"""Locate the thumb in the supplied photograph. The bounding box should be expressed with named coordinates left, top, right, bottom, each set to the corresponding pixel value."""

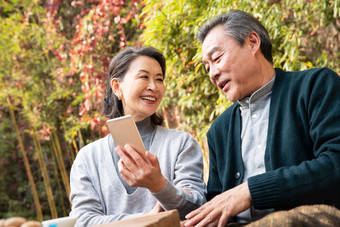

left=146, top=151, right=159, bottom=167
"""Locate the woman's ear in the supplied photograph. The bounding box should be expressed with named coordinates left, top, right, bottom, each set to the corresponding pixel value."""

left=247, top=32, right=261, bottom=55
left=111, top=78, right=121, bottom=100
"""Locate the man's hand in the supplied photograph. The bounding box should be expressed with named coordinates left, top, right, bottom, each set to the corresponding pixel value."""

left=116, top=144, right=167, bottom=193
left=184, top=182, right=251, bottom=227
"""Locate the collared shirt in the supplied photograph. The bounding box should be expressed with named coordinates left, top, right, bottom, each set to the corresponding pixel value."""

left=236, top=76, right=275, bottom=222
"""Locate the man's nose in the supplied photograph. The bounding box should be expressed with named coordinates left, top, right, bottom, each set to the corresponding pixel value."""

left=209, top=65, right=221, bottom=83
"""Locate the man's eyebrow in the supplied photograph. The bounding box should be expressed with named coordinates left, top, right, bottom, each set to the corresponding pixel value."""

left=202, top=47, right=220, bottom=65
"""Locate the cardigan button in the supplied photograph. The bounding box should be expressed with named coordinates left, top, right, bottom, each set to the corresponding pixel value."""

left=235, top=172, right=241, bottom=179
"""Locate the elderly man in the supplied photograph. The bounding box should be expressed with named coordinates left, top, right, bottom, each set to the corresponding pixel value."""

left=185, top=10, right=340, bottom=226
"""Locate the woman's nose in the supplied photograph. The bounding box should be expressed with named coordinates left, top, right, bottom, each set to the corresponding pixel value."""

left=147, top=79, right=157, bottom=91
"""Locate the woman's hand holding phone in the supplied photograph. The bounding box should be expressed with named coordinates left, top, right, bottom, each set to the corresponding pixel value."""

left=115, top=144, right=167, bottom=193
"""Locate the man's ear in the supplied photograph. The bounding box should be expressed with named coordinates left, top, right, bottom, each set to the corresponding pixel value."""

left=247, top=32, right=261, bottom=55
left=111, top=78, right=121, bottom=99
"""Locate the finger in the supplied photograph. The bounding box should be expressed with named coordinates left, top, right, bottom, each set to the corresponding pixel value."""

left=119, top=167, right=135, bottom=186
left=115, top=146, right=133, bottom=162
left=118, top=160, right=134, bottom=182
left=115, top=146, right=139, bottom=172
left=195, top=211, right=220, bottom=227
left=119, top=165, right=139, bottom=186
left=185, top=204, right=205, bottom=219
left=181, top=220, right=189, bottom=227
left=217, top=211, right=229, bottom=227
left=182, top=187, right=193, bottom=194
left=154, top=202, right=163, bottom=212
left=185, top=205, right=213, bottom=226
left=197, top=203, right=229, bottom=227
left=207, top=220, right=219, bottom=227
left=118, top=146, right=149, bottom=186
left=157, top=204, right=164, bottom=212
left=118, top=159, right=128, bottom=173
left=146, top=151, right=159, bottom=167
left=124, top=144, right=148, bottom=167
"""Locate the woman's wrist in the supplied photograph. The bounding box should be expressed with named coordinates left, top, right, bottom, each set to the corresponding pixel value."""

left=148, top=176, right=167, bottom=193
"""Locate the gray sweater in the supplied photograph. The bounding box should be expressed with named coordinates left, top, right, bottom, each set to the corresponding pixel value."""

left=69, top=123, right=206, bottom=226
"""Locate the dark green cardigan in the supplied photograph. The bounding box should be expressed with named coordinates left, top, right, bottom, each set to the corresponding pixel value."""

left=206, top=68, right=340, bottom=211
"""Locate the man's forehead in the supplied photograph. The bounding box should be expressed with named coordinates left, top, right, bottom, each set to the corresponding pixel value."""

left=202, top=28, right=226, bottom=56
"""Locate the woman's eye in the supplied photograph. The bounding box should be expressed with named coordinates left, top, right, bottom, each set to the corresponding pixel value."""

left=140, top=75, right=148, bottom=79
left=156, top=78, right=164, bottom=82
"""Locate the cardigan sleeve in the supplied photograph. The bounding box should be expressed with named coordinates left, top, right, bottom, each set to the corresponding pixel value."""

left=69, top=151, right=144, bottom=226
left=151, top=133, right=207, bottom=220
left=248, top=68, right=340, bottom=210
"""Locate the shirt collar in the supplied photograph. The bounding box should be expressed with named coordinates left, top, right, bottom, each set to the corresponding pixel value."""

left=238, top=75, right=276, bottom=108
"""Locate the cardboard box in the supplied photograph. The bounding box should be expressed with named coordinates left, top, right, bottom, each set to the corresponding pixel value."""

left=91, top=210, right=180, bottom=227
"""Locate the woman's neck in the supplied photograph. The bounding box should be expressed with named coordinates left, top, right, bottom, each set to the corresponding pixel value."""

left=135, top=117, right=155, bottom=151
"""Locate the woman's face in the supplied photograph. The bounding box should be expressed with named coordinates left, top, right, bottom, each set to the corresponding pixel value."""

left=113, top=56, right=165, bottom=122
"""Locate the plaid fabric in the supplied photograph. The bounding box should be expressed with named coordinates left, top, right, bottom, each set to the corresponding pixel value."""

left=241, top=204, right=340, bottom=227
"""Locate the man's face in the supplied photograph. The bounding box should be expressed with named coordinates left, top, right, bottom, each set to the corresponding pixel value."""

left=202, top=25, right=258, bottom=102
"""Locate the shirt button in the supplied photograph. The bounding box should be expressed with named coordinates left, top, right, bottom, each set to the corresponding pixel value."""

left=235, top=172, right=241, bottom=179
left=252, top=114, right=258, bottom=119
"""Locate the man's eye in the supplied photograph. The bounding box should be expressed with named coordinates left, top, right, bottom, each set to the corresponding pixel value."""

left=204, top=63, right=210, bottom=72
left=212, top=55, right=221, bottom=62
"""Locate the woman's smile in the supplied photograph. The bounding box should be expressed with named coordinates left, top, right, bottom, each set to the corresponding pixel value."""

left=114, top=56, right=165, bottom=122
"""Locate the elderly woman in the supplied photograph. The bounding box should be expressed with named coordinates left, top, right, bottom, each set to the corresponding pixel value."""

left=69, top=46, right=206, bottom=226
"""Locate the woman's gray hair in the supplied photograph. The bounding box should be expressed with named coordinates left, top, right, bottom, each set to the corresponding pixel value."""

left=103, top=46, right=166, bottom=125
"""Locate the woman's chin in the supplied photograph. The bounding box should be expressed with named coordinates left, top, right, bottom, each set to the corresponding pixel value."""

left=132, top=113, right=155, bottom=122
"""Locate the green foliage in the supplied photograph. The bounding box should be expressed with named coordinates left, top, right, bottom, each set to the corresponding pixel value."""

left=142, top=0, right=233, bottom=139
left=0, top=0, right=144, bottom=219
left=0, top=0, right=339, bottom=219
left=0, top=1, right=74, bottom=218
left=141, top=0, right=340, bottom=145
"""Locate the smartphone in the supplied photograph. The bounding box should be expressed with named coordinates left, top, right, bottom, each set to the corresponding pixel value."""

left=106, top=115, right=146, bottom=154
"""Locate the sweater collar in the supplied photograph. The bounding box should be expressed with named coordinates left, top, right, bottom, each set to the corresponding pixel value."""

left=135, top=117, right=155, bottom=136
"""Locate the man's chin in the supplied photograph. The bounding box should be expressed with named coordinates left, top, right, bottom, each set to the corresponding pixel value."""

left=225, top=93, right=238, bottom=102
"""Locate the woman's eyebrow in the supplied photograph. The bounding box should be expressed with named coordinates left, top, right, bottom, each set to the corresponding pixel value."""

left=138, top=69, right=163, bottom=77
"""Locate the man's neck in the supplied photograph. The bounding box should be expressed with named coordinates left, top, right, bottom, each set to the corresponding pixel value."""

left=257, top=59, right=275, bottom=88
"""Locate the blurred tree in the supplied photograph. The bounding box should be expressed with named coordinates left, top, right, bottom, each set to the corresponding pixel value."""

left=0, top=0, right=339, bottom=219
left=0, top=0, right=144, bottom=219
left=0, top=0, right=69, bottom=218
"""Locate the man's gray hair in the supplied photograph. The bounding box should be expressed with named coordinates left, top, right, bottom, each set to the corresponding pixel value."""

left=197, top=10, right=273, bottom=64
